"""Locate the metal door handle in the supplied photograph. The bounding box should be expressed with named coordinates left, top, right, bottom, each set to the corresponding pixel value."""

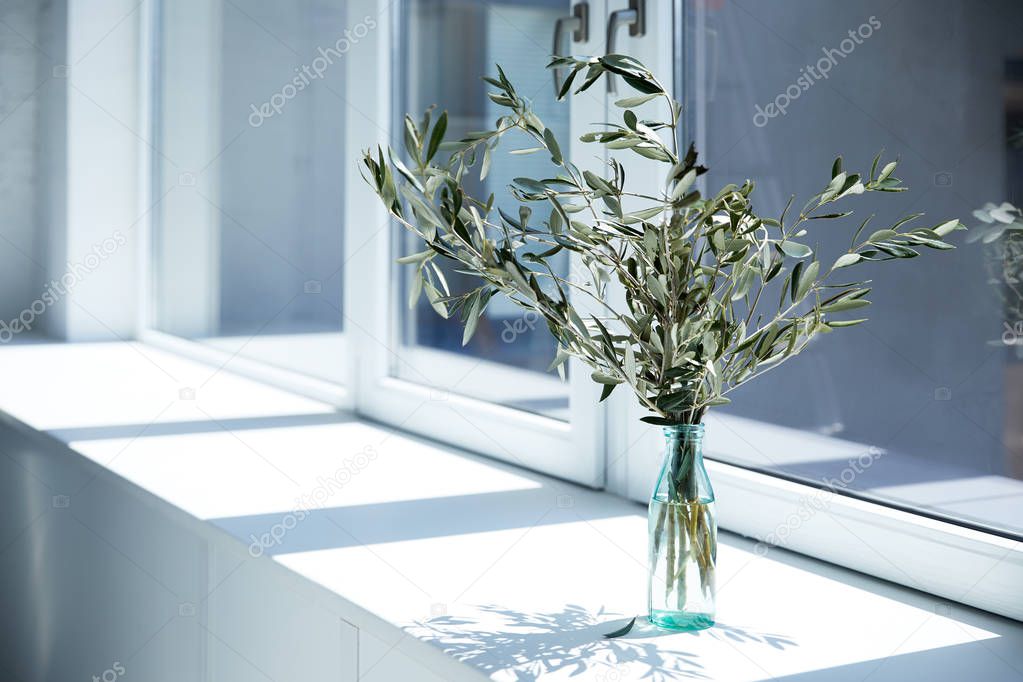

left=552, top=3, right=589, bottom=96
left=606, top=0, right=646, bottom=93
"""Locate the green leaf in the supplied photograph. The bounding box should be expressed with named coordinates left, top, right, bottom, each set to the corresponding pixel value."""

left=731, top=264, right=755, bottom=301
left=630, top=144, right=673, bottom=162
left=543, top=127, right=563, bottom=165
left=519, top=205, right=533, bottom=228
left=646, top=273, right=667, bottom=305
left=557, top=65, right=579, bottom=100
left=614, top=93, right=660, bottom=107
left=640, top=416, right=679, bottom=426
left=583, top=170, right=616, bottom=195
left=403, top=116, right=421, bottom=161
left=622, top=74, right=663, bottom=95
left=426, top=111, right=447, bottom=162
left=822, top=172, right=847, bottom=200
left=821, top=298, right=870, bottom=313
left=513, top=177, right=547, bottom=194
left=603, top=617, right=637, bottom=639
left=396, top=250, right=433, bottom=265
left=574, top=65, right=605, bottom=94
left=808, top=211, right=852, bottom=220
left=591, top=372, right=623, bottom=386
left=407, top=273, right=423, bottom=309
left=870, top=151, right=882, bottom=179
left=794, top=261, right=819, bottom=302
left=826, top=318, right=868, bottom=328
left=624, top=344, right=636, bottom=380
left=790, top=262, right=803, bottom=303
left=601, top=54, right=648, bottom=73
left=779, top=241, right=813, bottom=259
left=832, top=253, right=860, bottom=269
left=480, top=146, right=493, bottom=181
left=548, top=347, right=570, bottom=380
left=624, top=205, right=665, bottom=223
left=670, top=169, right=697, bottom=202
left=387, top=148, right=424, bottom=192
left=461, top=291, right=488, bottom=346
left=422, top=280, right=448, bottom=318
left=867, top=229, right=897, bottom=244
left=831, top=156, right=843, bottom=179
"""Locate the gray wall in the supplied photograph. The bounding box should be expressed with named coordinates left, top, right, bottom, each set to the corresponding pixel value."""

left=34, top=0, right=69, bottom=339
left=0, top=0, right=47, bottom=325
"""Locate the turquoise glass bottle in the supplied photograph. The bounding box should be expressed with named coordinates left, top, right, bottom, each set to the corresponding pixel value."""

left=648, top=423, right=716, bottom=630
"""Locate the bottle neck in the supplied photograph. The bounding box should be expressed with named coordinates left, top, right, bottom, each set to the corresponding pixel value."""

left=663, top=424, right=705, bottom=458
left=662, top=423, right=706, bottom=502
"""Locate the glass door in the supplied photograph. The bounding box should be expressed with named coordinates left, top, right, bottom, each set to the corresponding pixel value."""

left=393, top=0, right=593, bottom=422
left=348, top=0, right=618, bottom=484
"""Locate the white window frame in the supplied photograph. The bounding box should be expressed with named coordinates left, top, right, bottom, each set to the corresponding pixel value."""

left=131, top=0, right=1022, bottom=620
left=136, top=0, right=351, bottom=409
left=341, top=0, right=609, bottom=486
left=136, top=0, right=609, bottom=486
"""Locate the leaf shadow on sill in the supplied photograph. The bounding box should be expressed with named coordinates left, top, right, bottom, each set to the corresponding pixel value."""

left=407, top=603, right=797, bottom=681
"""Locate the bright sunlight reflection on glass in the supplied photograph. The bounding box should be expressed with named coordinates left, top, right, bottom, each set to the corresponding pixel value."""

left=152, top=0, right=346, bottom=383
left=393, top=0, right=571, bottom=420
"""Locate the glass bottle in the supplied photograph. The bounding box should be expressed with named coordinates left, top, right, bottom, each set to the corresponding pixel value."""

left=648, top=423, right=716, bottom=630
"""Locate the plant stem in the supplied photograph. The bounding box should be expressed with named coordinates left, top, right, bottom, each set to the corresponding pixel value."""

left=665, top=507, right=676, bottom=600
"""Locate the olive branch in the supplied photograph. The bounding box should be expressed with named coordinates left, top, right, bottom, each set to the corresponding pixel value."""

left=362, top=54, right=964, bottom=425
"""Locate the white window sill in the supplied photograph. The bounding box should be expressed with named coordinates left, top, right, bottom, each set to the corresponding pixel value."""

left=0, top=341, right=1021, bottom=681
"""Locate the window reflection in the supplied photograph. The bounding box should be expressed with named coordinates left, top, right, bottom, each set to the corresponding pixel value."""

left=693, top=0, right=1023, bottom=536
left=152, top=0, right=346, bottom=383
left=395, top=0, right=571, bottom=419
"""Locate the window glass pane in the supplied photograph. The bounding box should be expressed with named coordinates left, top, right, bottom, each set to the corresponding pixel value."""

left=152, top=0, right=345, bottom=383
left=395, top=0, right=571, bottom=419
left=693, top=0, right=1022, bottom=536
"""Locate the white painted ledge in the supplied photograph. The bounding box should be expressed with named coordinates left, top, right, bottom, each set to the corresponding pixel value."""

left=0, top=341, right=1020, bottom=681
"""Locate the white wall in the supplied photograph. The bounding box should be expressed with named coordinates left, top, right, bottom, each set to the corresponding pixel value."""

left=60, top=0, right=140, bottom=340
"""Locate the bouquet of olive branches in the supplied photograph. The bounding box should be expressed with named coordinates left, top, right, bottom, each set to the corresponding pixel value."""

left=362, top=54, right=963, bottom=429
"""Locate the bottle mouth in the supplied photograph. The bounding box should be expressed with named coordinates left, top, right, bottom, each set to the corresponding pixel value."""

left=662, top=423, right=705, bottom=437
